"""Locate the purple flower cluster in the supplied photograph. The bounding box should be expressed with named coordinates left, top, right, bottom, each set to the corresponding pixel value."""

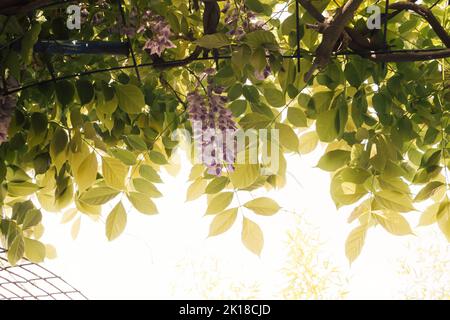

left=223, top=2, right=268, bottom=40
left=187, top=73, right=237, bottom=176
left=79, top=1, right=108, bottom=26
left=120, top=8, right=176, bottom=57
left=254, top=65, right=271, bottom=81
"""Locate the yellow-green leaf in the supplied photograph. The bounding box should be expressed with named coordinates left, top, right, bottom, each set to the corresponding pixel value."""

left=132, top=178, right=162, bottom=198
left=316, top=150, right=350, bottom=172
left=75, top=152, right=98, bottom=191
left=71, top=217, right=81, bottom=240
left=374, top=211, right=413, bottom=236
left=24, top=238, right=46, bottom=263
left=208, top=208, right=238, bottom=237
left=205, top=176, right=229, bottom=194
left=139, top=165, right=163, bottom=183
left=105, top=201, right=127, bottom=241
left=186, top=178, right=207, bottom=202
left=298, top=131, right=319, bottom=155
left=79, top=187, right=120, bottom=205
left=345, top=224, right=367, bottom=263
left=241, top=217, right=264, bottom=256
left=437, top=201, right=450, bottom=242
left=102, top=157, right=128, bottom=190
left=8, top=235, right=25, bottom=266
left=7, top=181, right=40, bottom=196
left=275, top=123, right=299, bottom=152
left=127, top=192, right=158, bottom=215
left=205, top=192, right=234, bottom=215
left=374, top=190, right=415, bottom=212
left=115, top=84, right=145, bottom=114
left=244, top=197, right=280, bottom=216
left=414, top=181, right=444, bottom=202
left=229, top=164, right=259, bottom=189
left=419, top=202, right=439, bottom=226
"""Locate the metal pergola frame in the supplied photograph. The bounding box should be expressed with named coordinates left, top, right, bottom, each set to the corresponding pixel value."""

left=0, top=247, right=87, bottom=300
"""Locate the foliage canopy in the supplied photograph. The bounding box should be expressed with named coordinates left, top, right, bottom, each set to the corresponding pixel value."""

left=0, top=0, right=450, bottom=264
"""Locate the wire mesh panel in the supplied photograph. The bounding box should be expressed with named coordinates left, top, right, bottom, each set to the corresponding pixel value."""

left=0, top=248, right=87, bottom=300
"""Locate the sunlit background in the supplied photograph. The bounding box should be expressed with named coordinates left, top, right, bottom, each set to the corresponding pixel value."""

left=39, top=145, right=450, bottom=299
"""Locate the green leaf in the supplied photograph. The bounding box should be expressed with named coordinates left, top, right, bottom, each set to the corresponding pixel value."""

left=105, top=201, right=127, bottom=241
left=244, top=197, right=281, bottom=216
left=139, top=165, right=163, bottom=183
left=437, top=201, right=450, bottom=241
left=115, top=84, right=145, bottom=114
left=316, top=108, right=339, bottom=142
left=374, top=211, right=413, bottom=236
left=76, top=79, right=94, bottom=105
left=348, top=199, right=371, bottom=223
left=127, top=135, right=147, bottom=151
left=230, top=100, right=247, bottom=117
left=414, top=181, right=444, bottom=202
left=102, top=157, right=128, bottom=190
left=241, top=217, right=264, bottom=256
left=206, top=192, right=234, bottom=215
left=205, top=176, right=229, bottom=194
left=195, top=33, right=231, bottom=49
left=287, top=107, right=307, bottom=127
left=245, top=30, right=277, bottom=49
left=229, top=164, right=259, bottom=189
left=186, top=178, right=207, bottom=202
left=110, top=148, right=137, bottom=166
left=275, top=123, right=299, bottom=152
left=317, top=150, right=350, bottom=172
left=242, top=85, right=260, bottom=103
left=132, top=178, right=162, bottom=197
left=264, top=88, right=285, bottom=108
left=50, top=127, right=68, bottom=156
left=22, top=209, right=42, bottom=230
left=75, top=152, right=98, bottom=191
left=71, top=217, right=81, bottom=240
left=245, top=0, right=265, bottom=13
left=8, top=235, right=25, bottom=266
left=208, top=208, right=238, bottom=237
left=79, top=187, right=120, bottom=205
left=21, top=23, right=41, bottom=65
left=55, top=80, right=75, bottom=107
left=24, top=238, right=46, bottom=263
left=239, top=113, right=271, bottom=130
left=7, top=181, right=40, bottom=196
left=250, top=47, right=267, bottom=72
left=340, top=167, right=370, bottom=184
left=298, top=131, right=319, bottom=155
left=419, top=202, right=439, bottom=226
left=345, top=224, right=367, bottom=263
left=127, top=192, right=158, bottom=215
left=374, top=190, right=415, bottom=212
left=149, top=150, right=168, bottom=165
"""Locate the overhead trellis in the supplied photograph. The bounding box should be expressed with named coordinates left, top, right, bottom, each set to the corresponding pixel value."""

left=0, top=247, right=87, bottom=300
left=1, top=0, right=450, bottom=96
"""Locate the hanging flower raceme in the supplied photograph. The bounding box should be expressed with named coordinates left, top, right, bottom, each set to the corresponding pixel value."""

left=121, top=8, right=176, bottom=56
left=224, top=6, right=268, bottom=40
left=187, top=74, right=237, bottom=176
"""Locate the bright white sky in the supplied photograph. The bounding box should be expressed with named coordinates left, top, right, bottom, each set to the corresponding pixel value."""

left=38, top=143, right=449, bottom=299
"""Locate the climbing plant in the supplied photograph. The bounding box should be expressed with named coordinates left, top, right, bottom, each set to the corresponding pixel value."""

left=0, top=0, right=449, bottom=264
